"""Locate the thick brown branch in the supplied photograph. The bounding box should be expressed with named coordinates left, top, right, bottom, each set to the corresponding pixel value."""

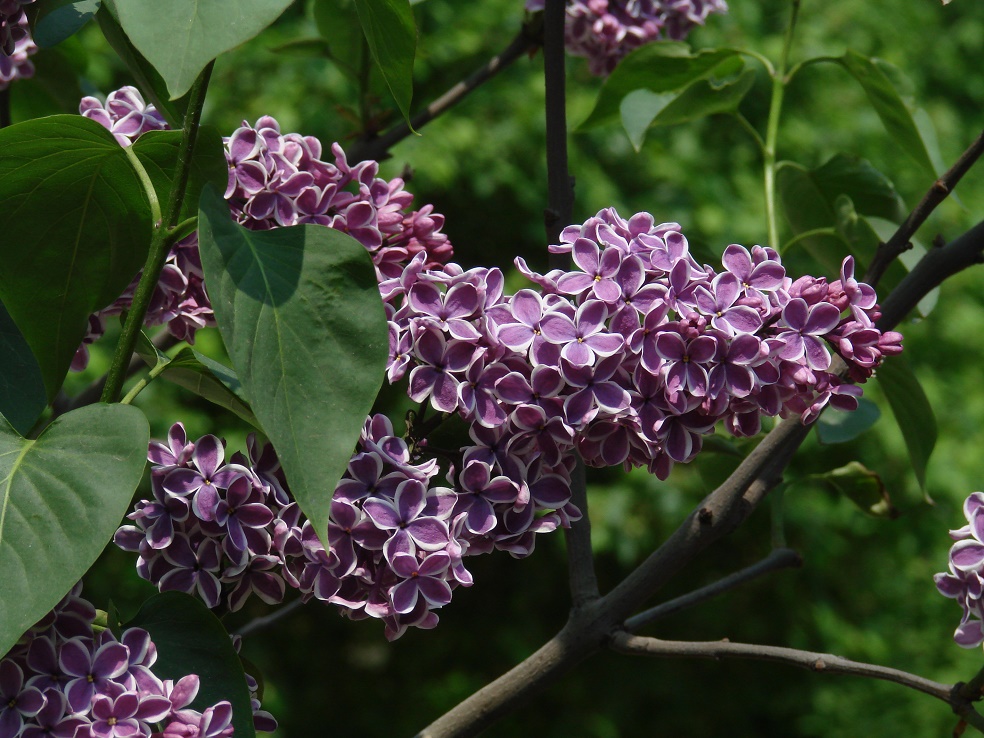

left=624, top=547, right=802, bottom=632
left=865, top=128, right=984, bottom=287
left=348, top=26, right=540, bottom=163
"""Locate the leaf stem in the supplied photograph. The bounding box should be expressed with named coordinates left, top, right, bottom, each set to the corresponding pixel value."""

left=763, top=0, right=801, bottom=251
left=123, top=144, right=162, bottom=225
left=101, top=61, right=214, bottom=403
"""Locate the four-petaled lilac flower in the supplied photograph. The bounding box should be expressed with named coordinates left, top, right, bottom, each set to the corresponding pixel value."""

left=389, top=551, right=454, bottom=614
left=539, top=299, right=624, bottom=365
left=59, top=638, right=129, bottom=713
left=364, top=479, right=451, bottom=556
left=777, top=298, right=842, bottom=370
left=87, top=689, right=170, bottom=738
left=0, top=660, right=45, bottom=738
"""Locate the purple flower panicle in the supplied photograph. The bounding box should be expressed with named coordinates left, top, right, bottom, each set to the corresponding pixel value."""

left=936, top=492, right=984, bottom=648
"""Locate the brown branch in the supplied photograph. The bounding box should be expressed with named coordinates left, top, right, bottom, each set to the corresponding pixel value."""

left=624, top=547, right=802, bottom=632
left=610, top=632, right=951, bottom=701
left=612, top=632, right=984, bottom=734
left=864, top=128, right=984, bottom=288
left=876, top=219, right=984, bottom=330
left=347, top=24, right=541, bottom=163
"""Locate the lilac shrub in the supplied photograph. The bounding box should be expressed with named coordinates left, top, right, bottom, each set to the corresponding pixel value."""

left=0, top=583, right=272, bottom=737
left=525, top=0, right=729, bottom=75
left=116, top=197, right=902, bottom=641
left=935, top=492, right=984, bottom=648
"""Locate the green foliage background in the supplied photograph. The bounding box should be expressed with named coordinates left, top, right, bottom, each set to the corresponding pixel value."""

left=11, top=0, right=984, bottom=734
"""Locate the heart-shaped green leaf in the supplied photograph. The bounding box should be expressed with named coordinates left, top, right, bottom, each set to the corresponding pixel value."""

left=0, top=115, right=153, bottom=399
left=354, top=0, right=416, bottom=122
left=0, top=403, right=149, bottom=659
left=112, top=0, right=294, bottom=99
left=197, top=186, right=388, bottom=543
left=127, top=592, right=255, bottom=738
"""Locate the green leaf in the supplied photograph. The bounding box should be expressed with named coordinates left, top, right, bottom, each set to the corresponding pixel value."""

left=876, top=357, right=937, bottom=493
left=112, top=0, right=294, bottom=99
left=162, top=349, right=260, bottom=428
left=838, top=51, right=937, bottom=182
left=579, top=43, right=739, bottom=130
left=131, top=127, right=228, bottom=222
left=95, top=3, right=188, bottom=128
left=811, top=461, right=898, bottom=519
left=197, top=186, right=388, bottom=543
left=354, top=0, right=417, bottom=121
left=0, top=404, right=149, bottom=659
left=0, top=302, right=47, bottom=436
left=620, top=60, right=755, bottom=150
left=127, top=592, right=255, bottom=738
left=30, top=0, right=101, bottom=48
left=134, top=335, right=259, bottom=427
left=0, top=115, right=153, bottom=399
left=777, top=155, right=904, bottom=275
left=815, top=397, right=881, bottom=444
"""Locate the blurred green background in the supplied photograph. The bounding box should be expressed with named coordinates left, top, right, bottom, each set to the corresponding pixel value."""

left=13, top=0, right=984, bottom=734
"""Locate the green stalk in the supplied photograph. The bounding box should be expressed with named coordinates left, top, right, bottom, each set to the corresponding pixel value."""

left=763, top=0, right=801, bottom=251
left=101, top=62, right=214, bottom=404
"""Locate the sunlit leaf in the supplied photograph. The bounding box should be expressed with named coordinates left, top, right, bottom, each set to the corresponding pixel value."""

left=30, top=0, right=101, bottom=48
left=811, top=461, right=898, bottom=518
left=354, top=0, right=416, bottom=121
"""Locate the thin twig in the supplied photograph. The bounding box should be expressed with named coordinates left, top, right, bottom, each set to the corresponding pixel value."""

left=865, top=128, right=984, bottom=287
left=235, top=599, right=304, bottom=638
left=624, top=547, right=802, bottom=632
left=348, top=24, right=541, bottom=163
left=610, top=632, right=953, bottom=701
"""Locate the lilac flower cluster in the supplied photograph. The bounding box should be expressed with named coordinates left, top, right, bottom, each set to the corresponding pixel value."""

left=74, top=91, right=452, bottom=370
left=525, top=0, right=728, bottom=75
left=935, top=492, right=984, bottom=648
left=115, top=417, right=575, bottom=641
left=385, top=208, right=901, bottom=482
left=0, top=0, right=33, bottom=57
left=0, top=582, right=272, bottom=738
left=0, top=11, right=34, bottom=90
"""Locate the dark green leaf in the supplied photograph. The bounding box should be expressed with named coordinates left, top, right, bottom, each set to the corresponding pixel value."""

left=95, top=3, right=188, bottom=128
left=620, top=59, right=754, bottom=150
left=579, top=44, right=739, bottom=130
left=127, top=592, right=255, bottom=738
left=112, top=0, right=293, bottom=99
left=0, top=302, right=47, bottom=436
left=876, top=357, right=937, bottom=493
left=815, top=397, right=881, bottom=444
left=30, top=0, right=101, bottom=48
left=134, top=330, right=170, bottom=372
left=0, top=404, right=149, bottom=659
left=162, top=349, right=259, bottom=428
left=354, top=0, right=417, bottom=121
left=131, top=127, right=228, bottom=222
left=0, top=115, right=152, bottom=399
left=838, top=51, right=937, bottom=182
left=811, top=461, right=898, bottom=519
left=198, top=186, right=388, bottom=543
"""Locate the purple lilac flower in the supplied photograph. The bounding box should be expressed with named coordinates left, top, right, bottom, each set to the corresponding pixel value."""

left=525, top=0, right=728, bottom=75
left=936, top=492, right=984, bottom=647
left=0, top=584, right=268, bottom=737
left=0, top=0, right=33, bottom=56
left=0, top=11, right=34, bottom=90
